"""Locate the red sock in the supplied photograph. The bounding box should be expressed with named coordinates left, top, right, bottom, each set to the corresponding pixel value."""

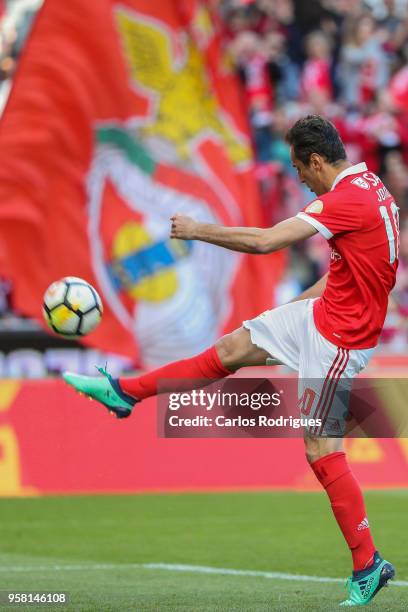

left=310, top=452, right=376, bottom=571
left=119, top=346, right=232, bottom=400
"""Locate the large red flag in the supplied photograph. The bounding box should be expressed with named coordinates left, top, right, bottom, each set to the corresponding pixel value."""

left=0, top=0, right=284, bottom=366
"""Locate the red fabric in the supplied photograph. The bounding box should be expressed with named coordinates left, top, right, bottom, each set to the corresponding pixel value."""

left=359, top=58, right=380, bottom=105
left=311, top=452, right=376, bottom=571
left=242, top=54, right=273, bottom=112
left=391, top=66, right=408, bottom=113
left=119, top=346, right=232, bottom=399
left=300, top=58, right=333, bottom=102
left=0, top=0, right=284, bottom=366
left=300, top=165, right=398, bottom=349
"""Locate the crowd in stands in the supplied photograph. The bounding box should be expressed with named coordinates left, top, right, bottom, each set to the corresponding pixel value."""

left=221, top=0, right=408, bottom=349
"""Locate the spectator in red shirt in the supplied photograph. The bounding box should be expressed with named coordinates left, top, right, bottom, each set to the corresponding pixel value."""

left=300, top=31, right=334, bottom=107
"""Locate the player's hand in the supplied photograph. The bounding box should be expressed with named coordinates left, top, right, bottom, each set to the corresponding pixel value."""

left=170, top=214, right=198, bottom=240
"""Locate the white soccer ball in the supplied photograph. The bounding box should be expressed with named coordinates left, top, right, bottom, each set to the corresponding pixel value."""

left=42, top=277, right=103, bottom=338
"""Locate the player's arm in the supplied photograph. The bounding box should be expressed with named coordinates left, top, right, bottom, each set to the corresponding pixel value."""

left=170, top=214, right=317, bottom=254
left=291, top=273, right=328, bottom=303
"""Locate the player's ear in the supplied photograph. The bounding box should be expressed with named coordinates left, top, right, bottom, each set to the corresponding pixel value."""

left=309, top=153, right=323, bottom=172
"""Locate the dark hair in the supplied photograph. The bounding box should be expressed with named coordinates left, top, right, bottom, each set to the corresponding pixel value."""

left=286, top=115, right=347, bottom=166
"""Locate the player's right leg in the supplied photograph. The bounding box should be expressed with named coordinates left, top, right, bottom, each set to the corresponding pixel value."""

left=63, top=327, right=270, bottom=418
left=305, top=434, right=395, bottom=606
left=297, top=308, right=395, bottom=606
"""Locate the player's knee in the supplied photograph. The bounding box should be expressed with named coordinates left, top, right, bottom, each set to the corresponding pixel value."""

left=215, top=329, right=246, bottom=369
left=303, top=433, right=343, bottom=464
left=304, top=437, right=319, bottom=465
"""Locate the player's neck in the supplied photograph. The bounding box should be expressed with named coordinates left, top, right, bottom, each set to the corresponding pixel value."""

left=326, top=161, right=352, bottom=192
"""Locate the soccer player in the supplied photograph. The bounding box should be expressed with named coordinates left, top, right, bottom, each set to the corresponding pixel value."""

left=64, top=115, right=398, bottom=606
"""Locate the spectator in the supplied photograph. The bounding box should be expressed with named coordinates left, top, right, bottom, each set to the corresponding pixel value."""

left=377, top=0, right=408, bottom=57
left=231, top=30, right=278, bottom=160
left=383, top=150, right=408, bottom=211
left=300, top=31, right=334, bottom=107
left=351, top=88, right=408, bottom=174
left=262, top=31, right=300, bottom=102
left=339, top=14, right=390, bottom=108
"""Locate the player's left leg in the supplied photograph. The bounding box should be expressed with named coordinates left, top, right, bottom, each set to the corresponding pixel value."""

left=304, top=434, right=395, bottom=606
left=63, top=298, right=305, bottom=418
left=63, top=326, right=270, bottom=418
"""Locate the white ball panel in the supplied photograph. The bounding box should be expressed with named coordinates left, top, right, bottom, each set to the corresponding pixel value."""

left=80, top=308, right=102, bottom=334
left=43, top=281, right=67, bottom=310
left=66, top=283, right=95, bottom=313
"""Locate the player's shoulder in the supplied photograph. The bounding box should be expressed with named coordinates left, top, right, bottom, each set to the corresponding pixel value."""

left=322, top=175, right=374, bottom=212
left=336, top=170, right=396, bottom=214
left=334, top=169, right=384, bottom=198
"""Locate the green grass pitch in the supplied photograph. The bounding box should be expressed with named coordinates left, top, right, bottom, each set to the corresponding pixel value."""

left=0, top=490, right=406, bottom=611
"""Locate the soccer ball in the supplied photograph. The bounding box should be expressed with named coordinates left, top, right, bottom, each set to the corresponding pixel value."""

left=43, top=277, right=103, bottom=338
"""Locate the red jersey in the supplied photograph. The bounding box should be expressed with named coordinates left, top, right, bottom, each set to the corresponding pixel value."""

left=297, top=163, right=399, bottom=349
left=300, top=59, right=333, bottom=103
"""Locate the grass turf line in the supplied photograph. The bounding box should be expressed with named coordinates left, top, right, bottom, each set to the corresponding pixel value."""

left=0, top=490, right=406, bottom=611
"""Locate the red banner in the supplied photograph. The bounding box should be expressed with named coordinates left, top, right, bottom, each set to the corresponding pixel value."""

left=0, top=379, right=407, bottom=496
left=0, top=0, right=283, bottom=367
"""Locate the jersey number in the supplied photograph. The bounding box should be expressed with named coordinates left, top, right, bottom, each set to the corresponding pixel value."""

left=380, top=202, right=399, bottom=264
